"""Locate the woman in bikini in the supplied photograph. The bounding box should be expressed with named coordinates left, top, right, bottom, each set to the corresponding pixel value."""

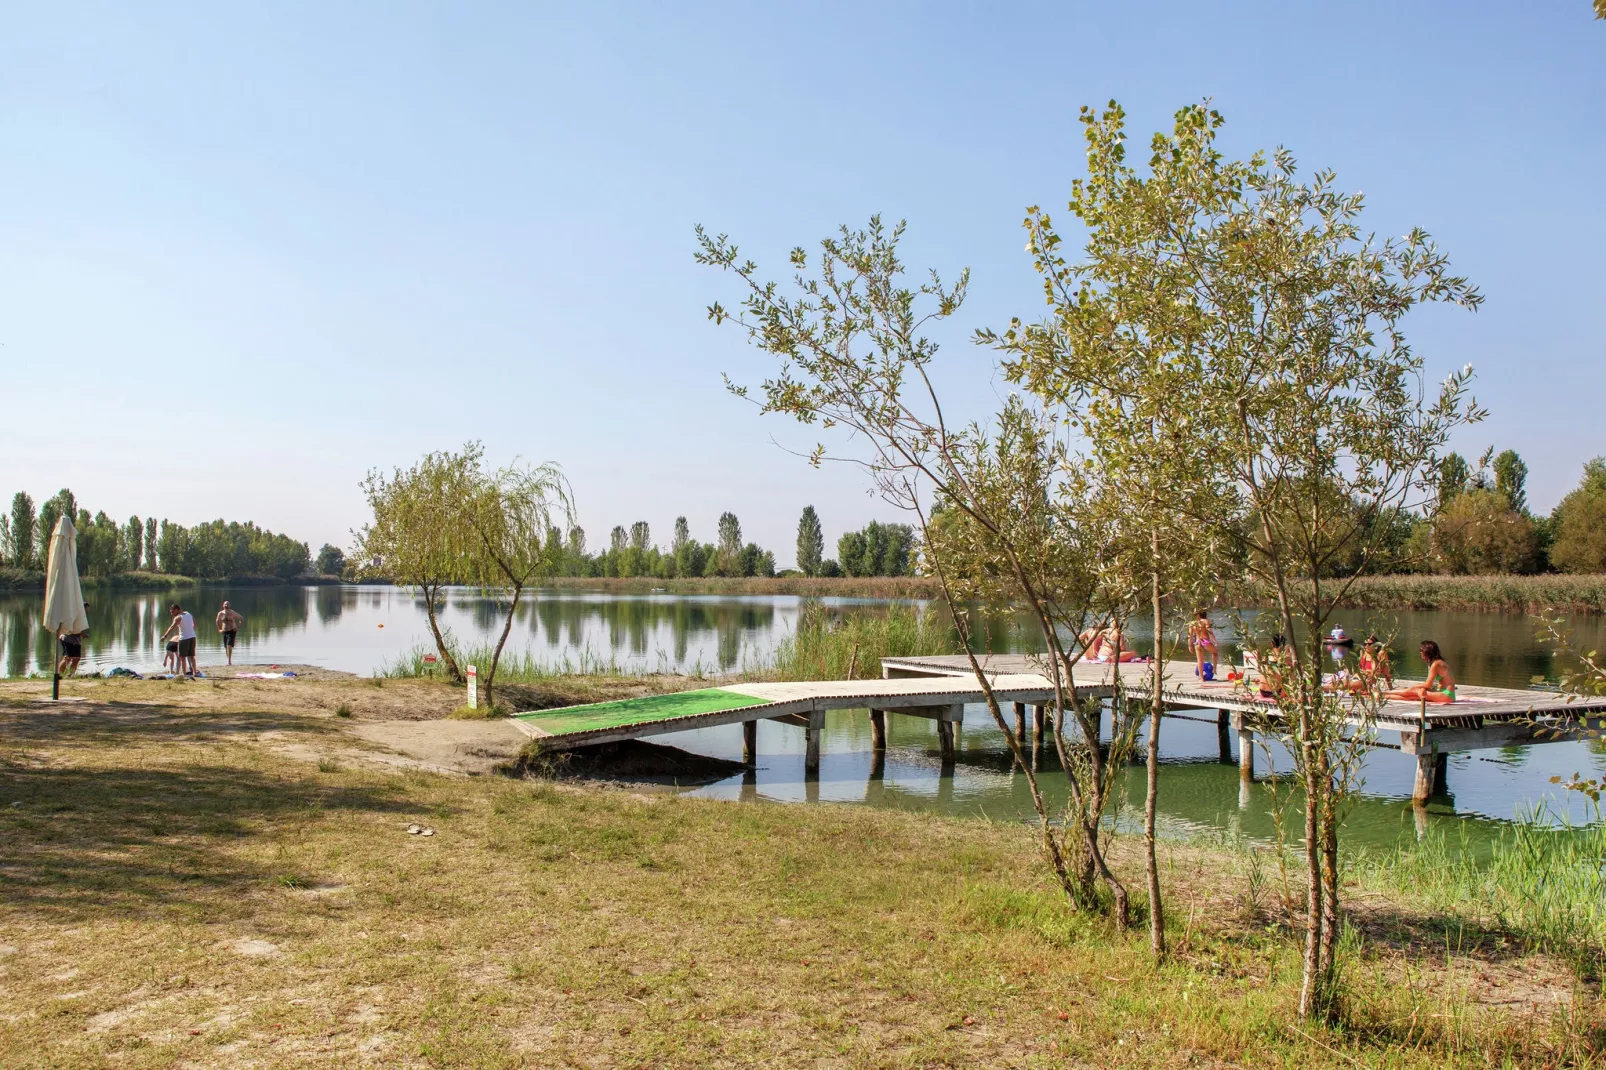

left=1188, top=610, right=1218, bottom=677
left=1386, top=640, right=1456, bottom=704
left=1358, top=635, right=1393, bottom=689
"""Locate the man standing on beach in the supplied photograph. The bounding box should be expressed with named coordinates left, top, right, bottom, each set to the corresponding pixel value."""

left=160, top=603, right=198, bottom=677
left=215, top=600, right=244, bottom=665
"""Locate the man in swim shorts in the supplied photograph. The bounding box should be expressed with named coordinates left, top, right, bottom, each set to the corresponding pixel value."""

left=216, top=600, right=244, bottom=665
left=160, top=603, right=199, bottom=677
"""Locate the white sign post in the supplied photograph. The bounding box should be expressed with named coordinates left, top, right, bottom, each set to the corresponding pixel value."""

left=466, top=664, right=478, bottom=709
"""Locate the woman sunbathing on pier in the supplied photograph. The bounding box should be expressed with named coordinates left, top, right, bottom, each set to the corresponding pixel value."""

left=1076, top=625, right=1143, bottom=663
left=1386, top=641, right=1456, bottom=704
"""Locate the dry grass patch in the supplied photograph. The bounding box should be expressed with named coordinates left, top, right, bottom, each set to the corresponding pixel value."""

left=0, top=684, right=1599, bottom=1067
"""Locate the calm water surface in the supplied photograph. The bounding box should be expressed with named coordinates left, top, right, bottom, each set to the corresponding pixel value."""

left=3, top=584, right=1602, bottom=844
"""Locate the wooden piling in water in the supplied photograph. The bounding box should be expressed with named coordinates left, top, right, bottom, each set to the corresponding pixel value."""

left=1413, top=751, right=1447, bottom=803
left=742, top=719, right=757, bottom=765
left=869, top=708, right=886, bottom=751
left=1217, top=710, right=1232, bottom=764
left=1013, top=701, right=1026, bottom=742
left=1233, top=712, right=1254, bottom=783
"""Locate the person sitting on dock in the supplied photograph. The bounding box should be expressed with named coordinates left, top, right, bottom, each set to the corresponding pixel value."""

left=1386, top=641, right=1456, bottom=704
left=1359, top=635, right=1393, bottom=690
left=1256, top=634, right=1292, bottom=699
left=1091, top=625, right=1144, bottom=663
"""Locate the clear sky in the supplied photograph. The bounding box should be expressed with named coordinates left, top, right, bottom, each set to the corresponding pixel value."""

left=2, top=2, right=1601, bottom=565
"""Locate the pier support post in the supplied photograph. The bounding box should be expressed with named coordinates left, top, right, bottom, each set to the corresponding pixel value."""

left=937, top=719, right=957, bottom=763
left=804, top=709, right=823, bottom=777
left=742, top=719, right=757, bottom=765
left=1233, top=712, right=1254, bottom=784
left=1413, top=751, right=1447, bottom=803
left=869, top=709, right=886, bottom=751
left=1013, top=702, right=1026, bottom=743
left=1032, top=704, right=1045, bottom=750
left=1217, top=710, right=1232, bottom=764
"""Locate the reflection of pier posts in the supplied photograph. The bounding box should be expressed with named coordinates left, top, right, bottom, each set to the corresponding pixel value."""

left=868, top=747, right=885, bottom=783
left=869, top=709, right=887, bottom=751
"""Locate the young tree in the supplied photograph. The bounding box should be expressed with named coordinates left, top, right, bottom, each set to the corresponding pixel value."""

left=0, top=513, right=9, bottom=566
left=836, top=530, right=868, bottom=577
left=698, top=216, right=1137, bottom=925
left=1437, top=453, right=1470, bottom=509
left=1492, top=449, right=1528, bottom=514
left=796, top=505, right=824, bottom=575
left=630, top=521, right=650, bottom=553
left=8, top=493, right=34, bottom=569
left=144, top=516, right=158, bottom=571
left=355, top=446, right=482, bottom=682
left=123, top=516, right=143, bottom=571
left=1008, top=102, right=1483, bottom=1018
left=460, top=460, right=573, bottom=711
left=989, top=102, right=1244, bottom=958
left=671, top=516, right=690, bottom=555
left=716, top=511, right=742, bottom=575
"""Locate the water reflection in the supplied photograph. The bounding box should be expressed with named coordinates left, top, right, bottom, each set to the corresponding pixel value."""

left=2, top=585, right=1601, bottom=842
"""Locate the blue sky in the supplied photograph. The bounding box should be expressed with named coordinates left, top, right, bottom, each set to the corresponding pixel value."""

left=2, top=2, right=1601, bottom=564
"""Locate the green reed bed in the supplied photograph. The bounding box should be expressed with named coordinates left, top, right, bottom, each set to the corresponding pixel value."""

left=1350, top=804, right=1606, bottom=973
left=380, top=643, right=710, bottom=682
left=1231, top=573, right=1606, bottom=613
left=764, top=600, right=961, bottom=681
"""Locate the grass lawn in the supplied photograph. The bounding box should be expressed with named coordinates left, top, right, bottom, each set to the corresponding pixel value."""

left=0, top=675, right=1600, bottom=1067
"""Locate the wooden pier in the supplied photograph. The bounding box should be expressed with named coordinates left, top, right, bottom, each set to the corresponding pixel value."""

left=883, top=654, right=1606, bottom=803
left=510, top=653, right=1606, bottom=804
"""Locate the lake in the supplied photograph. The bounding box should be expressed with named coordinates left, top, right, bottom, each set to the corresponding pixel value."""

left=3, top=583, right=1602, bottom=843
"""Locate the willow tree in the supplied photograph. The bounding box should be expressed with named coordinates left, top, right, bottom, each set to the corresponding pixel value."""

left=1006, top=101, right=1483, bottom=1019
left=461, top=461, right=572, bottom=711
left=356, top=446, right=482, bottom=682
left=697, top=218, right=1137, bottom=921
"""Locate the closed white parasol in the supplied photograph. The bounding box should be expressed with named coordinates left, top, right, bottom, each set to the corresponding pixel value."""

left=42, top=514, right=88, bottom=642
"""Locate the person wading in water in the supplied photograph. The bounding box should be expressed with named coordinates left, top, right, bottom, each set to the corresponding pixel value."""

left=216, top=600, right=245, bottom=666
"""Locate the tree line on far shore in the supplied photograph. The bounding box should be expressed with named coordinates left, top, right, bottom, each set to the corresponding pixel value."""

left=1420, top=450, right=1606, bottom=574
left=1, top=488, right=312, bottom=580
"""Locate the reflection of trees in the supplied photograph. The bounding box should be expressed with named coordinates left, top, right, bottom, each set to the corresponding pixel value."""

left=314, top=586, right=346, bottom=624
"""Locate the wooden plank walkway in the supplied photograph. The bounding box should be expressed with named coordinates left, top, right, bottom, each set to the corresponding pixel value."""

left=509, top=652, right=1606, bottom=804
left=883, top=653, right=1606, bottom=802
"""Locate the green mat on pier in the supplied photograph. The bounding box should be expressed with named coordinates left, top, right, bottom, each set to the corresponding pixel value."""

left=514, top=687, right=768, bottom=736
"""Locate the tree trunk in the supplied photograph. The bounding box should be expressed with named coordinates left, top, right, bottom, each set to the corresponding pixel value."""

left=1318, top=747, right=1341, bottom=1018
left=1298, top=732, right=1324, bottom=1019
left=423, top=583, right=464, bottom=684
left=1145, top=557, right=1165, bottom=960
left=482, top=582, right=523, bottom=713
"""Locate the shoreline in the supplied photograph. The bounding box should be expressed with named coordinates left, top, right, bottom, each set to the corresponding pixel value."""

left=4, top=569, right=1606, bottom=612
